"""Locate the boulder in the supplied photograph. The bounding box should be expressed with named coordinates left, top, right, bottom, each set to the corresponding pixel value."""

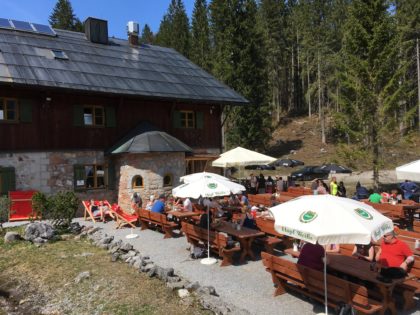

left=68, top=222, right=82, bottom=234
left=4, top=231, right=22, bottom=243
left=75, top=271, right=90, bottom=283
left=198, top=286, right=217, bottom=296
left=119, top=243, right=133, bottom=252
left=156, top=267, right=174, bottom=282
left=24, top=222, right=55, bottom=242
left=185, top=281, right=200, bottom=291
left=177, top=289, right=190, bottom=299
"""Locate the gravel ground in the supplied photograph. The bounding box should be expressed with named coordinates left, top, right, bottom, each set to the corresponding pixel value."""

left=5, top=217, right=419, bottom=315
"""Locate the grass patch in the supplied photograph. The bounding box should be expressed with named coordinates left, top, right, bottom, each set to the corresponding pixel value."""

left=0, top=228, right=211, bottom=315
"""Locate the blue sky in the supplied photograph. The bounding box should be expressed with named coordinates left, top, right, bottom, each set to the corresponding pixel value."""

left=0, top=0, right=195, bottom=38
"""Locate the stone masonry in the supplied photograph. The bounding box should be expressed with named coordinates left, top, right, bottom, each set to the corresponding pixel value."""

left=115, top=152, right=185, bottom=212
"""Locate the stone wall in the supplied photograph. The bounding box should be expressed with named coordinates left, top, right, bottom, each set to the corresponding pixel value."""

left=115, top=152, right=185, bottom=212
left=0, top=151, right=116, bottom=215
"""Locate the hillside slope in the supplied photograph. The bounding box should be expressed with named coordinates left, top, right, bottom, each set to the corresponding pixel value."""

left=266, top=116, right=420, bottom=171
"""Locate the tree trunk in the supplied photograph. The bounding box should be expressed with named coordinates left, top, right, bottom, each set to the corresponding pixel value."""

left=307, top=56, right=311, bottom=117
left=318, top=52, right=326, bottom=144
left=291, top=47, right=295, bottom=112
left=417, top=37, right=420, bottom=132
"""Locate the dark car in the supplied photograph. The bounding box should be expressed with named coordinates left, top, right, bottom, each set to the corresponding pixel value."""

left=244, top=164, right=276, bottom=170
left=290, top=166, right=329, bottom=181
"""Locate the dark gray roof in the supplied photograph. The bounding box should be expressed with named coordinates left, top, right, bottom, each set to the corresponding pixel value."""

left=0, top=25, right=248, bottom=105
left=107, top=121, right=193, bottom=154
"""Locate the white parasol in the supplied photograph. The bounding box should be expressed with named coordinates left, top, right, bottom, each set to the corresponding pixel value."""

left=211, top=146, right=276, bottom=168
left=180, top=172, right=230, bottom=184
left=269, top=195, right=393, bottom=315
left=396, top=159, right=420, bottom=182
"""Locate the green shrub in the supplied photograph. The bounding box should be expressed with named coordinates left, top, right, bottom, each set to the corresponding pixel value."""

left=0, top=195, right=11, bottom=228
left=32, top=191, right=79, bottom=228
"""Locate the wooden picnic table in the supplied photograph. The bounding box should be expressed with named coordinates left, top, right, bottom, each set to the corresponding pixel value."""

left=327, top=254, right=414, bottom=315
left=212, top=221, right=265, bottom=263
left=168, top=210, right=203, bottom=219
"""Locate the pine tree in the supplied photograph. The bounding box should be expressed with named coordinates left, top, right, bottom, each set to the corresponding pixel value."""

left=49, top=0, right=83, bottom=32
left=338, top=0, right=400, bottom=185
left=155, top=0, right=190, bottom=57
left=210, top=0, right=270, bottom=151
left=140, top=24, right=154, bottom=44
left=191, top=0, right=211, bottom=71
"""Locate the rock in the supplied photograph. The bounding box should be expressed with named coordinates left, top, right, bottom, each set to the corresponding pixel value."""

left=33, top=237, right=47, bottom=244
left=198, top=295, right=243, bottom=315
left=4, top=232, right=21, bottom=243
left=76, top=252, right=94, bottom=257
left=166, top=280, right=187, bottom=290
left=177, top=289, right=190, bottom=299
left=132, top=259, right=142, bottom=269
left=157, top=267, right=174, bottom=282
left=129, top=255, right=141, bottom=266
left=185, top=281, right=200, bottom=291
left=180, top=296, right=194, bottom=307
left=98, top=243, right=109, bottom=250
left=119, top=243, right=133, bottom=252
left=75, top=271, right=90, bottom=283
left=111, top=252, right=120, bottom=262
left=87, top=227, right=101, bottom=235
left=166, top=276, right=181, bottom=283
left=120, top=250, right=136, bottom=260
left=198, top=286, right=217, bottom=296
left=140, top=262, right=155, bottom=273
left=147, top=266, right=158, bottom=277
left=99, top=236, right=113, bottom=245
left=24, top=222, right=55, bottom=242
left=68, top=222, right=82, bottom=234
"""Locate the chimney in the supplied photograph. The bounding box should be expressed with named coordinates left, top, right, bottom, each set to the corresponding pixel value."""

left=84, top=17, right=108, bottom=44
left=127, top=21, right=139, bottom=46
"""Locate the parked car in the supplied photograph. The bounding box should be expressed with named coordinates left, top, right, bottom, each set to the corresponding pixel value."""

left=244, top=164, right=276, bottom=170
left=290, top=166, right=329, bottom=181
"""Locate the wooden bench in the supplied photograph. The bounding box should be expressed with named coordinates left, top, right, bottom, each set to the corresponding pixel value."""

left=396, top=257, right=420, bottom=310
left=413, top=220, right=420, bottom=233
left=248, top=194, right=272, bottom=207
left=181, top=222, right=240, bottom=266
left=364, top=201, right=408, bottom=226
left=138, top=209, right=179, bottom=239
left=255, top=216, right=291, bottom=253
left=261, top=252, right=383, bottom=314
left=286, top=186, right=313, bottom=196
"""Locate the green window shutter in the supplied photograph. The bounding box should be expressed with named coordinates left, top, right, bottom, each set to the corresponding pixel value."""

left=106, top=162, right=116, bottom=190
left=105, top=106, right=116, bottom=127
left=73, top=105, right=84, bottom=127
left=73, top=165, right=85, bottom=190
left=19, top=99, right=33, bottom=123
left=196, top=111, right=204, bottom=129
left=0, top=167, right=16, bottom=195
left=172, top=110, right=181, bottom=128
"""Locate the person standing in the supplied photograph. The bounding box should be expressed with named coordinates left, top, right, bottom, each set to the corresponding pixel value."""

left=337, top=181, right=346, bottom=197
left=258, top=174, right=266, bottom=194
left=276, top=176, right=284, bottom=193
left=330, top=177, right=338, bottom=196
left=400, top=180, right=418, bottom=200
left=250, top=173, right=258, bottom=195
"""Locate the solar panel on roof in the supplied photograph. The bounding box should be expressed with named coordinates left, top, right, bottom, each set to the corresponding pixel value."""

left=32, top=23, right=56, bottom=36
left=11, top=20, right=34, bottom=32
left=0, top=18, right=11, bottom=28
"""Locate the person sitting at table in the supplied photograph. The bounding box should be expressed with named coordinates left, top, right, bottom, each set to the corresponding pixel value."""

left=240, top=192, right=249, bottom=207
left=324, top=244, right=340, bottom=253
left=228, top=194, right=240, bottom=206
left=352, top=243, right=375, bottom=262
left=199, top=210, right=213, bottom=229
left=368, top=189, right=382, bottom=203
left=239, top=205, right=256, bottom=229
left=297, top=242, right=327, bottom=272
left=182, top=197, right=193, bottom=212
left=145, top=195, right=155, bottom=210
left=400, top=180, right=418, bottom=200
left=375, top=231, right=414, bottom=278
left=355, top=182, right=369, bottom=200
left=151, top=194, right=166, bottom=213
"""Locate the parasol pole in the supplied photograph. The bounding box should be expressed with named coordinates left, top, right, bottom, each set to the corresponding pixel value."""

left=324, top=249, right=328, bottom=315
left=201, top=202, right=217, bottom=265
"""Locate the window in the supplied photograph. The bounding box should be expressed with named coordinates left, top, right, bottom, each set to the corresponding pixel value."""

left=0, top=98, right=18, bottom=121
left=163, top=174, right=172, bottom=187
left=51, top=50, right=68, bottom=60
left=74, top=164, right=107, bottom=189
left=180, top=110, right=195, bottom=128
left=83, top=106, right=104, bottom=126
left=132, top=175, right=144, bottom=188
left=172, top=110, right=203, bottom=129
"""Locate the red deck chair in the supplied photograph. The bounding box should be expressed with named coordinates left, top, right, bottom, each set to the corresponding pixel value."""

left=109, top=204, right=139, bottom=229
left=82, top=200, right=112, bottom=222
